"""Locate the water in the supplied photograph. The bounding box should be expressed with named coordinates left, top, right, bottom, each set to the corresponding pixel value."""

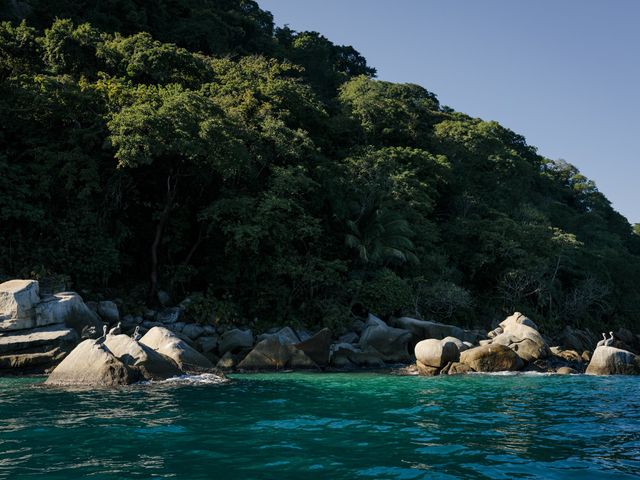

left=0, top=372, right=639, bottom=479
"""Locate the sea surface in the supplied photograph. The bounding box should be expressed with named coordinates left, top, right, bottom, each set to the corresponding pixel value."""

left=0, top=372, right=638, bottom=479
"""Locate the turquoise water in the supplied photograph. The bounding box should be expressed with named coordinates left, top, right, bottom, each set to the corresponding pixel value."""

left=0, top=373, right=639, bottom=479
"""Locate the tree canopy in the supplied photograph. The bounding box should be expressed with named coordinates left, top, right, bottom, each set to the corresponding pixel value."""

left=1, top=1, right=638, bottom=333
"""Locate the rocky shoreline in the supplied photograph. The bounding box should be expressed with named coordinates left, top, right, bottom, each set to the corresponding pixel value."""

left=1, top=279, right=639, bottom=386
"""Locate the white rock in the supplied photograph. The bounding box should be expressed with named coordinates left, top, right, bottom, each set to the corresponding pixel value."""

left=0, top=280, right=40, bottom=331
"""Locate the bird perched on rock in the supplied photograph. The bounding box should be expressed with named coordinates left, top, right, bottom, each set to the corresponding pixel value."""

left=108, top=322, right=121, bottom=336
left=95, top=325, right=109, bottom=345
left=596, top=332, right=607, bottom=347
left=604, top=331, right=615, bottom=347
left=132, top=326, right=141, bottom=341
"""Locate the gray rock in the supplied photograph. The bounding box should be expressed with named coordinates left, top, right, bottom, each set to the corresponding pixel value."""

left=140, top=326, right=213, bottom=373
left=459, top=344, right=524, bottom=372
left=359, top=321, right=411, bottom=362
left=391, top=316, right=481, bottom=344
left=45, top=339, right=137, bottom=387
left=0, top=279, right=40, bottom=330
left=168, top=322, right=185, bottom=333
left=295, top=329, right=312, bottom=342
left=586, top=346, right=640, bottom=375
left=197, top=335, right=219, bottom=354
left=216, top=351, right=238, bottom=370
left=218, top=328, right=254, bottom=355
left=182, top=323, right=205, bottom=340
left=414, top=338, right=459, bottom=369
left=441, top=336, right=467, bottom=352
left=330, top=343, right=385, bottom=368
left=36, top=292, right=103, bottom=335
left=142, top=321, right=163, bottom=329
left=157, top=307, right=182, bottom=324
left=0, top=324, right=78, bottom=373
left=257, top=326, right=299, bottom=345
left=202, top=325, right=217, bottom=335
left=237, top=337, right=293, bottom=370
left=338, top=332, right=359, bottom=344
left=157, top=290, right=171, bottom=307
left=295, top=328, right=332, bottom=367
left=97, top=301, right=119, bottom=324
left=103, top=334, right=182, bottom=380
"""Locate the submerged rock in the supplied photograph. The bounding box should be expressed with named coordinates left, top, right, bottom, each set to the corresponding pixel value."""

left=586, top=346, right=640, bottom=375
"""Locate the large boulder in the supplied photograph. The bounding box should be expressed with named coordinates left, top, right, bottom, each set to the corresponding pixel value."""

left=257, top=326, right=300, bottom=345
left=330, top=343, right=385, bottom=369
left=218, top=328, right=254, bottom=355
left=295, top=328, right=332, bottom=367
left=359, top=321, right=411, bottom=363
left=499, top=312, right=538, bottom=331
left=459, top=344, right=524, bottom=372
left=104, top=334, right=182, bottom=380
left=97, top=301, right=119, bottom=324
left=414, top=338, right=459, bottom=369
left=391, top=316, right=481, bottom=344
left=237, top=336, right=318, bottom=371
left=45, top=339, right=137, bottom=387
left=0, top=324, right=78, bottom=372
left=586, top=346, right=640, bottom=375
left=237, top=337, right=292, bottom=370
left=0, top=280, right=40, bottom=330
left=35, top=292, right=104, bottom=335
left=491, top=322, right=550, bottom=362
left=555, top=325, right=597, bottom=353
left=140, top=327, right=213, bottom=372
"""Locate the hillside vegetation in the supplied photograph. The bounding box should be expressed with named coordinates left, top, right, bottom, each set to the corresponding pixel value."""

left=1, top=0, right=639, bottom=333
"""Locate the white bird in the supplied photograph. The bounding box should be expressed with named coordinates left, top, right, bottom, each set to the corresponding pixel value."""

left=108, top=322, right=121, bottom=336
left=604, top=331, right=615, bottom=347
left=596, top=332, right=607, bottom=347
left=95, top=325, right=109, bottom=345
left=132, top=326, right=141, bottom=341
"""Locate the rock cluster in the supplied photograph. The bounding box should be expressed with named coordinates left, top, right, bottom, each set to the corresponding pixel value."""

left=46, top=327, right=219, bottom=387
left=0, top=280, right=103, bottom=373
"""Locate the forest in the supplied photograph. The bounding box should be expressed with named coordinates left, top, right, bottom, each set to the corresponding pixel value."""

left=1, top=0, right=639, bottom=334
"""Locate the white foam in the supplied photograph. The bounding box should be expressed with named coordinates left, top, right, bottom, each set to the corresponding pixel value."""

left=138, top=373, right=229, bottom=386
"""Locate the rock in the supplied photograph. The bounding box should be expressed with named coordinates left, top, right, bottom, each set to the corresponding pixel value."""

left=157, top=290, right=171, bottom=307
left=35, top=292, right=104, bottom=335
left=0, top=324, right=78, bottom=372
left=338, top=332, right=359, bottom=344
left=237, top=337, right=292, bottom=370
left=218, top=328, right=254, bottom=355
left=288, top=349, right=319, bottom=369
left=168, top=321, right=185, bottom=333
left=391, top=316, right=481, bottom=344
left=45, top=339, right=137, bottom=387
left=295, top=328, right=332, bottom=366
left=581, top=351, right=591, bottom=362
left=216, top=351, right=238, bottom=370
left=351, top=319, right=365, bottom=334
left=442, top=336, right=467, bottom=352
left=615, top=328, right=640, bottom=354
left=202, top=325, right=217, bottom=335
left=487, top=326, right=503, bottom=339
left=586, top=346, right=640, bottom=375
left=479, top=339, right=492, bottom=346
left=197, top=335, right=219, bottom=354
left=97, top=301, right=119, bottom=324
left=295, top=329, right=312, bottom=342
left=157, top=307, right=182, bottom=324
left=104, top=334, right=182, bottom=380
left=414, top=338, right=459, bottom=369
left=365, top=313, right=386, bottom=327
left=140, top=327, right=213, bottom=373
left=550, top=347, right=583, bottom=363
left=459, top=344, right=524, bottom=372
left=556, top=366, right=578, bottom=375
left=442, top=362, right=473, bottom=375
left=359, top=322, right=412, bottom=362
left=256, top=326, right=299, bottom=345
left=0, top=279, right=40, bottom=330
left=0, top=324, right=77, bottom=355
left=491, top=322, right=550, bottom=362
left=556, top=326, right=597, bottom=353
left=499, top=312, right=538, bottom=331
left=330, top=343, right=385, bottom=368
left=182, top=323, right=205, bottom=340
left=416, top=361, right=440, bottom=376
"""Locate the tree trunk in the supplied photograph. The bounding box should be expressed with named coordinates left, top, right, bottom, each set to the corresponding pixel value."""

left=149, top=174, right=177, bottom=305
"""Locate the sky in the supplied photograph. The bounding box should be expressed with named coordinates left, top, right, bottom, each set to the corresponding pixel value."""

left=259, top=0, right=639, bottom=224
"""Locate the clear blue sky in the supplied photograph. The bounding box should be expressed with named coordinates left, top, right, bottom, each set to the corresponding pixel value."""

left=259, top=0, right=639, bottom=225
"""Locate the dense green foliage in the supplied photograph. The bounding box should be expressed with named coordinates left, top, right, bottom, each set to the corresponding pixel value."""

left=1, top=1, right=638, bottom=332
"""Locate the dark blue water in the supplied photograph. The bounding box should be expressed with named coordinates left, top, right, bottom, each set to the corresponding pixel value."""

left=0, top=372, right=638, bottom=479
